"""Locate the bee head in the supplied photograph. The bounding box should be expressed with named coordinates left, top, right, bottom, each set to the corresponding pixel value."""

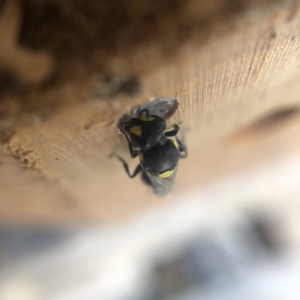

left=125, top=109, right=166, bottom=149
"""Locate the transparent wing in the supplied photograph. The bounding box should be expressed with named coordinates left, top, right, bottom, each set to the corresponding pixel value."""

left=118, top=98, right=179, bottom=129
left=134, top=98, right=179, bottom=119
left=143, top=166, right=178, bottom=196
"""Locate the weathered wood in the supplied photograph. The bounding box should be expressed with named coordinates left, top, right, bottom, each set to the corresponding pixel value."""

left=1, top=0, right=300, bottom=223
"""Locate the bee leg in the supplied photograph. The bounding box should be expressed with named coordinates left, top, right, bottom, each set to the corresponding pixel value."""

left=176, top=136, right=187, bottom=158
left=164, top=124, right=180, bottom=137
left=112, top=154, right=143, bottom=178
left=120, top=129, right=139, bottom=158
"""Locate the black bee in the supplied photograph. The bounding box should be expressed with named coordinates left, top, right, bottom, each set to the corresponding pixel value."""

left=118, top=97, right=179, bottom=124
left=112, top=98, right=187, bottom=196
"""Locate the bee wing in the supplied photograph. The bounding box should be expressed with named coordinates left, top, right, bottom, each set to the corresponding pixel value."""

left=143, top=167, right=178, bottom=196
left=118, top=98, right=179, bottom=129
left=134, top=98, right=179, bottom=119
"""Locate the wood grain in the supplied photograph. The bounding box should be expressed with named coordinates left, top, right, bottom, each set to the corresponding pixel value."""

left=1, top=0, right=300, bottom=223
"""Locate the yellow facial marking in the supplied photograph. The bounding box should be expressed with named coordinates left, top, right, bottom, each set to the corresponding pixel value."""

left=129, top=126, right=142, bottom=136
left=139, top=116, right=155, bottom=122
left=139, top=152, right=144, bottom=161
left=158, top=169, right=174, bottom=179
left=173, top=140, right=179, bottom=149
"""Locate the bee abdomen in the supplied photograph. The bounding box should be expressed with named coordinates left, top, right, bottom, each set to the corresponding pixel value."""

left=141, top=139, right=179, bottom=174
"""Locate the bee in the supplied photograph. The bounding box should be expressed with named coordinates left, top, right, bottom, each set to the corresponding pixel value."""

left=118, top=97, right=179, bottom=123
left=112, top=98, right=187, bottom=196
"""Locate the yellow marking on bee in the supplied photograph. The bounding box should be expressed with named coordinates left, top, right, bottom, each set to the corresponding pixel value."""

left=139, top=116, right=155, bottom=121
left=129, top=126, right=142, bottom=136
left=139, top=152, right=144, bottom=161
left=158, top=169, right=174, bottom=179
left=173, top=140, right=179, bottom=149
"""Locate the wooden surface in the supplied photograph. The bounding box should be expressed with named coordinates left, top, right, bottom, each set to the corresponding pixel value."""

left=1, top=0, right=300, bottom=223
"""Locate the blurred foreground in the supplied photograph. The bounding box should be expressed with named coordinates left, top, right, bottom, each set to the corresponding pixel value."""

left=1, top=154, right=300, bottom=300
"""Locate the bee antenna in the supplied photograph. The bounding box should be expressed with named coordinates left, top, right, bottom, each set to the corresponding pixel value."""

left=139, top=109, right=150, bottom=122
